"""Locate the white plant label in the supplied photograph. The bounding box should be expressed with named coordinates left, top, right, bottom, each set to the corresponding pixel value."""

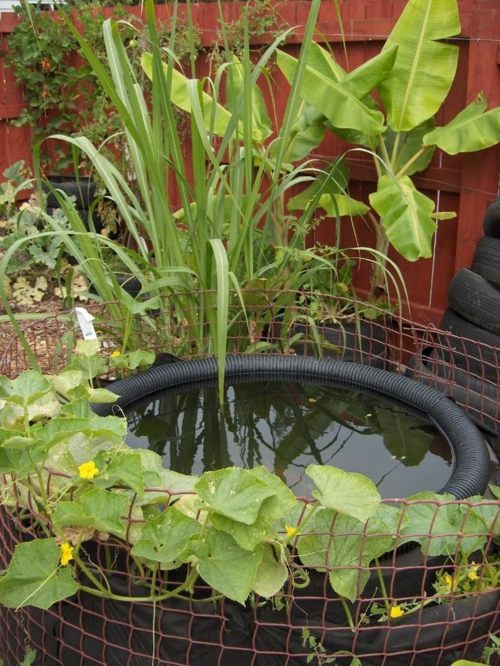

left=74, top=307, right=98, bottom=341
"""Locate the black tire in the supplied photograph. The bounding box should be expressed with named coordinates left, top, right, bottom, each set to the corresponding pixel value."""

left=471, top=236, right=500, bottom=289
left=290, top=318, right=388, bottom=368
left=406, top=351, right=500, bottom=435
left=43, top=177, right=97, bottom=210
left=448, top=268, right=500, bottom=336
left=438, top=308, right=500, bottom=382
left=483, top=197, right=500, bottom=238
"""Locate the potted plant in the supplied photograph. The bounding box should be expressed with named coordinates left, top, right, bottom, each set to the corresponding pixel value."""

left=6, top=0, right=135, bottom=224
left=0, top=355, right=497, bottom=664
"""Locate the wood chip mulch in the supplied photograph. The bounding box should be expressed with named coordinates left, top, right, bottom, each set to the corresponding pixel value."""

left=0, top=299, right=74, bottom=378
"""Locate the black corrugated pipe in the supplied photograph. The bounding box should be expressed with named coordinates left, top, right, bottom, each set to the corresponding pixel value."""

left=93, top=355, right=491, bottom=499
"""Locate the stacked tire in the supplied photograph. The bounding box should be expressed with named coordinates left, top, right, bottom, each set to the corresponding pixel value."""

left=407, top=197, right=500, bottom=455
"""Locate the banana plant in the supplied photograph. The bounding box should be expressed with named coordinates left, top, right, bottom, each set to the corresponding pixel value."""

left=277, top=0, right=500, bottom=290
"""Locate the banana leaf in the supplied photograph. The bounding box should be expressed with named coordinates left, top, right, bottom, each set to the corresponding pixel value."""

left=317, top=194, right=370, bottom=218
left=288, top=159, right=349, bottom=208
left=288, top=159, right=369, bottom=218
left=277, top=50, right=386, bottom=137
left=279, top=103, right=327, bottom=163
left=307, top=41, right=346, bottom=81
left=378, top=0, right=460, bottom=131
left=278, top=43, right=393, bottom=147
left=423, top=93, right=500, bottom=155
left=342, top=45, right=398, bottom=99
left=369, top=175, right=436, bottom=261
left=227, top=55, right=272, bottom=144
left=298, top=41, right=397, bottom=99
left=142, top=52, right=264, bottom=142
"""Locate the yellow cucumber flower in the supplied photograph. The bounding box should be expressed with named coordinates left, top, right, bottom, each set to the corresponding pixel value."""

left=442, top=573, right=453, bottom=590
left=285, top=525, right=299, bottom=539
left=467, top=565, right=480, bottom=582
left=78, top=460, right=100, bottom=480
left=389, top=605, right=405, bottom=619
left=59, top=542, right=74, bottom=567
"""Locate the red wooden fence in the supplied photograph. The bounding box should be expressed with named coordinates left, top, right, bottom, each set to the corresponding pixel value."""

left=0, top=0, right=499, bottom=324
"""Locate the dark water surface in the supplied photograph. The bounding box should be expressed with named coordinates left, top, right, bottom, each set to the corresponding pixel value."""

left=125, top=381, right=453, bottom=498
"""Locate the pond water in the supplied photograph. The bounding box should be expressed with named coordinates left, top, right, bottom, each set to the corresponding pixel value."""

left=125, top=380, right=453, bottom=498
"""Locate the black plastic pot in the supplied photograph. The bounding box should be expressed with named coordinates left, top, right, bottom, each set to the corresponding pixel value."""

left=88, top=273, right=142, bottom=300
left=43, top=176, right=105, bottom=237
left=43, top=176, right=97, bottom=210
left=116, top=273, right=142, bottom=298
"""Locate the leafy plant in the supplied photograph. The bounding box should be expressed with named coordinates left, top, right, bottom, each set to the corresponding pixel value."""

left=8, top=0, right=205, bottom=179
left=3, top=2, right=317, bottom=374
left=0, top=186, right=90, bottom=307
left=1, top=203, right=66, bottom=275
left=433, top=560, right=499, bottom=599
left=7, top=2, right=125, bottom=174
left=482, top=635, right=500, bottom=665
left=0, top=361, right=497, bottom=625
left=277, top=0, right=500, bottom=290
left=9, top=275, right=48, bottom=306
left=0, top=161, right=32, bottom=222
left=0, top=648, right=37, bottom=666
left=368, top=556, right=499, bottom=624
left=108, top=348, right=156, bottom=373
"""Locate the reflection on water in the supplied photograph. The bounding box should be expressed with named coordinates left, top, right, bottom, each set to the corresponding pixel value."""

left=125, top=381, right=453, bottom=498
